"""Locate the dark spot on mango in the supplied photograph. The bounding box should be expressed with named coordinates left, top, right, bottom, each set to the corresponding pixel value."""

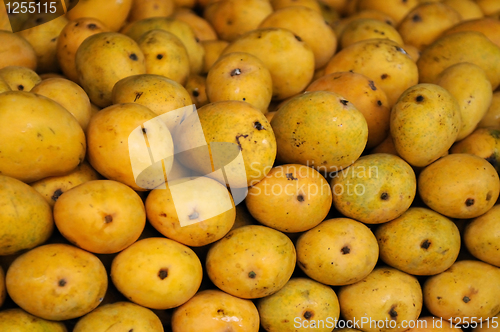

left=389, top=306, right=398, bottom=319
left=340, top=99, right=349, bottom=106
left=463, top=296, right=470, bottom=303
left=421, top=239, right=431, bottom=249
left=377, top=100, right=382, bottom=106
left=87, top=23, right=97, bottom=30
left=58, top=279, right=67, bottom=287
left=286, top=173, right=297, bottom=180
left=235, top=134, right=249, bottom=150
left=189, top=211, right=199, bottom=220
left=303, top=311, right=313, bottom=320
left=231, top=68, right=242, bottom=76
left=368, top=80, right=376, bottom=90
left=381, top=74, right=388, bottom=79
left=217, top=309, right=225, bottom=315
left=297, top=195, right=305, bottom=202
left=416, top=95, right=424, bottom=102
left=341, top=246, right=350, bottom=254
left=254, top=121, right=264, bottom=130
left=248, top=271, right=256, bottom=278
left=295, top=35, right=302, bottom=42
left=465, top=198, right=475, bottom=206
left=160, top=213, right=167, bottom=217
left=129, top=53, right=138, bottom=61
left=104, top=215, right=113, bottom=223
left=192, top=89, right=199, bottom=97
left=487, top=191, right=493, bottom=201
left=134, top=92, right=143, bottom=102
left=380, top=192, right=389, bottom=200
left=158, top=268, right=168, bottom=280
left=18, top=85, right=24, bottom=91
left=412, top=14, right=422, bottom=22
left=157, top=54, right=163, bottom=60
left=142, top=127, right=147, bottom=134
left=51, top=189, right=63, bottom=202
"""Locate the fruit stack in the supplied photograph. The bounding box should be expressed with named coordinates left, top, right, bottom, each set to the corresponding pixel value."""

left=1, top=0, right=500, bottom=331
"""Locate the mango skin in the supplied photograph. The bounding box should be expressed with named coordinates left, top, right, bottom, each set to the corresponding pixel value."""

left=0, top=308, right=67, bottom=332
left=296, top=218, right=379, bottom=286
left=271, top=91, right=368, bottom=172
left=417, top=31, right=500, bottom=90
left=6, top=243, right=108, bottom=321
left=122, top=17, right=205, bottom=75
left=66, top=0, right=133, bottom=32
left=324, top=38, right=418, bottom=107
left=137, top=29, right=191, bottom=86
left=245, top=164, right=332, bottom=233
left=376, top=207, right=461, bottom=276
left=206, top=52, right=273, bottom=113
left=53, top=180, right=146, bottom=254
left=174, top=100, right=276, bottom=188
left=30, top=161, right=100, bottom=208
left=0, top=175, right=53, bottom=256
left=172, top=289, right=260, bottom=332
left=111, top=74, right=192, bottom=131
left=0, top=65, right=41, bottom=91
left=31, top=77, right=93, bottom=131
left=73, top=301, right=164, bottom=332
left=258, top=6, right=337, bottom=69
left=111, top=237, right=203, bottom=309
left=257, top=278, right=340, bottom=332
left=478, top=91, right=500, bottom=128
left=338, top=267, right=423, bottom=332
left=206, top=225, right=296, bottom=299
left=0, top=91, right=86, bottom=183
left=435, top=62, right=492, bottom=141
left=423, top=260, right=500, bottom=324
left=0, top=31, right=37, bottom=70
left=145, top=176, right=236, bottom=247
left=86, top=103, right=174, bottom=191
left=332, top=153, right=416, bottom=224
left=390, top=83, right=461, bottom=167
left=306, top=71, right=391, bottom=148
left=418, top=153, right=500, bottom=219
left=397, top=2, right=462, bottom=51
left=16, top=15, right=68, bottom=74
left=75, top=32, right=146, bottom=108
left=0, top=77, right=10, bottom=93
left=464, top=205, right=500, bottom=267
left=222, top=27, right=315, bottom=100
left=450, top=127, right=500, bottom=173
